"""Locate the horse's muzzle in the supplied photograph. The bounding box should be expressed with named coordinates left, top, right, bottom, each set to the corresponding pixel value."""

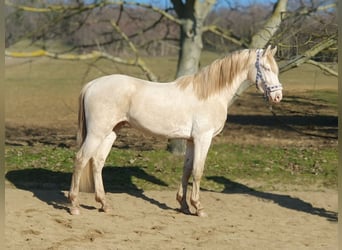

left=265, top=83, right=283, bottom=103
left=269, top=91, right=282, bottom=103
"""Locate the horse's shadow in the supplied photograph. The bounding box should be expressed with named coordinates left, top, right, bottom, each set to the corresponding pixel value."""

left=5, top=166, right=172, bottom=213
left=6, top=169, right=71, bottom=212
left=5, top=169, right=338, bottom=221
left=206, top=176, right=338, bottom=222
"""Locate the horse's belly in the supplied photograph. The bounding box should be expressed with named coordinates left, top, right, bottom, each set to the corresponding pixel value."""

left=128, top=115, right=192, bottom=139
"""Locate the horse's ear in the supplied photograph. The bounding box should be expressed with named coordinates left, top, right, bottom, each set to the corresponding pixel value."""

left=263, top=45, right=272, bottom=56
left=263, top=45, right=277, bottom=57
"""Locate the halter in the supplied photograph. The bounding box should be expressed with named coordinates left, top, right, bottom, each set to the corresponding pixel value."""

left=255, top=49, right=282, bottom=99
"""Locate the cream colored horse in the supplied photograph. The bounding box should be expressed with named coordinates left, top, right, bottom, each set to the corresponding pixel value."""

left=68, top=46, right=283, bottom=216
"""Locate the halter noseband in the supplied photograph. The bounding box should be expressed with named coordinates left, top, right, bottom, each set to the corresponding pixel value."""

left=255, top=49, right=282, bottom=99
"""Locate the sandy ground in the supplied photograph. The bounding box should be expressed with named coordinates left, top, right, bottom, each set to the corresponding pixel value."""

left=5, top=185, right=337, bottom=249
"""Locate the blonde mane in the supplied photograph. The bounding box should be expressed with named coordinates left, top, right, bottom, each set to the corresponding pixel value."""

left=176, top=49, right=256, bottom=100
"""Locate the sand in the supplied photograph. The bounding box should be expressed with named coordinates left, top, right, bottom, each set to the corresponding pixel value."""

left=5, top=185, right=337, bottom=250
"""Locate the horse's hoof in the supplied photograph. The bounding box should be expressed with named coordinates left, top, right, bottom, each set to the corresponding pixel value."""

left=182, top=209, right=191, bottom=215
left=197, top=210, right=208, bottom=217
left=70, top=207, right=80, bottom=215
left=178, top=206, right=191, bottom=215
left=100, top=205, right=111, bottom=213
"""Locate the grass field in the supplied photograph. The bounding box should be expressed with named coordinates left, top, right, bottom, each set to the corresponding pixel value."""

left=4, top=52, right=338, bottom=192
left=5, top=142, right=337, bottom=192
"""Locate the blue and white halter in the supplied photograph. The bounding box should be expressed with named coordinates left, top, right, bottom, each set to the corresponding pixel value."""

left=255, top=49, right=283, bottom=99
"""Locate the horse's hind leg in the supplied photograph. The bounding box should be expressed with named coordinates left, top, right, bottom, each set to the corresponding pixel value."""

left=176, top=140, right=194, bottom=214
left=69, top=135, right=102, bottom=215
left=92, top=131, right=116, bottom=212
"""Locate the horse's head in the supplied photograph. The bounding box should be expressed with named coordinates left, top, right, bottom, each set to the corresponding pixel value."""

left=248, top=45, right=283, bottom=103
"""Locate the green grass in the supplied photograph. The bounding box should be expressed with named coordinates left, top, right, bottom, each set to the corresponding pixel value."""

left=5, top=143, right=337, bottom=192
left=310, top=90, right=338, bottom=108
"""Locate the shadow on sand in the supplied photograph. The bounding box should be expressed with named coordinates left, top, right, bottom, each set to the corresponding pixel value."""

left=206, top=176, right=337, bottom=222
left=5, top=166, right=172, bottom=213
left=5, top=168, right=337, bottom=221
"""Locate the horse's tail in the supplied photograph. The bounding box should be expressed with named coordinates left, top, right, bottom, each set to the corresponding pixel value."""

left=79, top=161, right=95, bottom=193
left=77, top=82, right=95, bottom=193
left=76, top=84, right=88, bottom=147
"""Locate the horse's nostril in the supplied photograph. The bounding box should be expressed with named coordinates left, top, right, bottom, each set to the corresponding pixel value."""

left=275, top=93, right=282, bottom=102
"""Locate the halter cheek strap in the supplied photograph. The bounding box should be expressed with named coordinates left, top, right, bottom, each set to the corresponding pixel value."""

left=255, top=49, right=264, bottom=88
left=255, top=49, right=283, bottom=99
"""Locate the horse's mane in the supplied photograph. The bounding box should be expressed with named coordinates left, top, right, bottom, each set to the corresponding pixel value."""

left=176, top=49, right=256, bottom=100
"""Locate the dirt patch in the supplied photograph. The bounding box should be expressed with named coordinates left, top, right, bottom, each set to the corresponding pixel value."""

left=5, top=187, right=337, bottom=249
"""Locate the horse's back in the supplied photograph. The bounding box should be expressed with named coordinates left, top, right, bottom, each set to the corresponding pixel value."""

left=86, top=74, right=139, bottom=91
left=82, top=75, right=140, bottom=128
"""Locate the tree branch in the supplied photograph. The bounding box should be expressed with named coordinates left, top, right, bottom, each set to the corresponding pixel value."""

left=305, top=60, right=337, bottom=77
left=283, top=3, right=337, bottom=18
left=203, top=25, right=248, bottom=48
left=279, top=34, right=337, bottom=73
left=5, top=49, right=158, bottom=81
left=108, top=20, right=158, bottom=81
left=5, top=0, right=181, bottom=24
left=5, top=0, right=105, bottom=12
left=110, top=20, right=139, bottom=55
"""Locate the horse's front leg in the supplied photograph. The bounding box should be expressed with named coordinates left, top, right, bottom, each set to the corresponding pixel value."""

left=190, top=133, right=213, bottom=217
left=176, top=140, right=194, bottom=214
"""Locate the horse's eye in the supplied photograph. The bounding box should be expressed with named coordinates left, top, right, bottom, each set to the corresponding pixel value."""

left=262, top=65, right=271, bottom=71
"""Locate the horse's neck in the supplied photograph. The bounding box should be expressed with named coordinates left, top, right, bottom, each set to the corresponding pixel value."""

left=220, top=68, right=250, bottom=110
left=228, top=79, right=251, bottom=107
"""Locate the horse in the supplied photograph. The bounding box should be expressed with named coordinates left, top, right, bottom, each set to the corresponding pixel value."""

left=68, top=46, right=283, bottom=216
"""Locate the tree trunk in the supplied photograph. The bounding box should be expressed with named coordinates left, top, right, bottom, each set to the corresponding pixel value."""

left=167, top=0, right=216, bottom=154
left=249, top=0, right=288, bottom=49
